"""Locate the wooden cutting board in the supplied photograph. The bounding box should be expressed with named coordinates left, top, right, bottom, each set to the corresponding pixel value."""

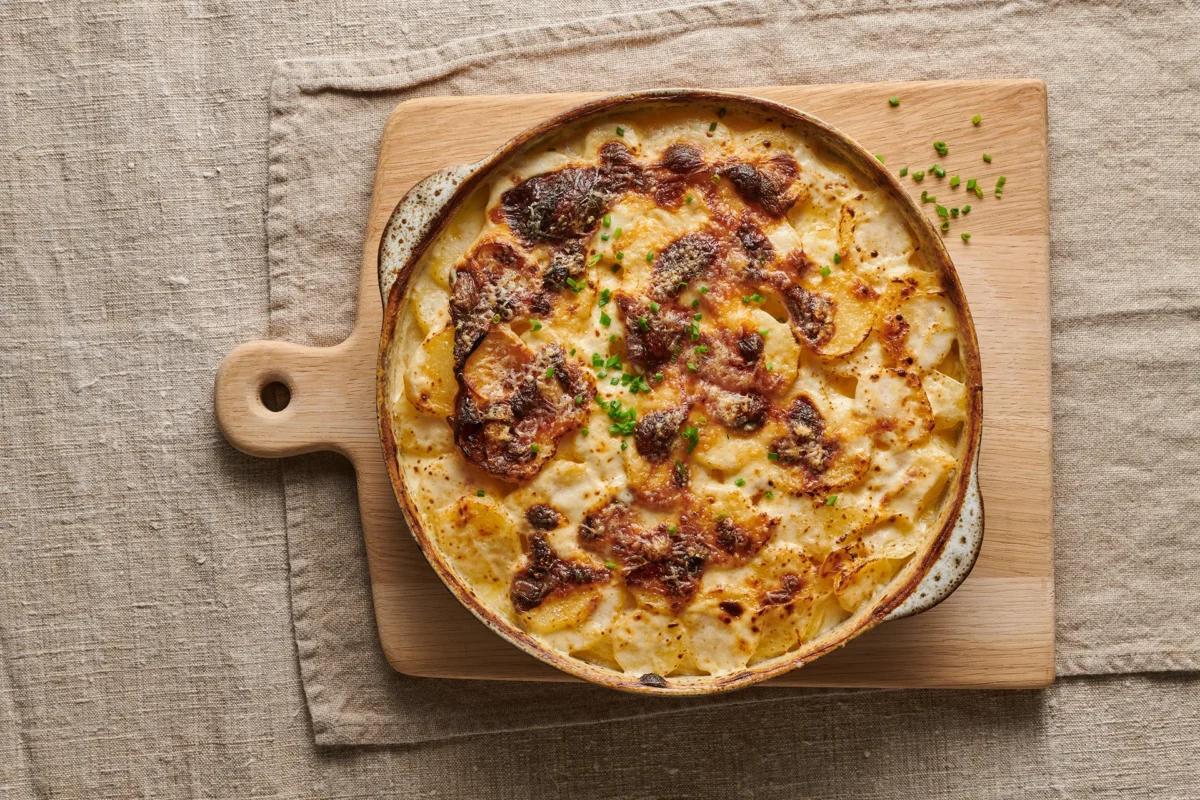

left=216, top=81, right=1054, bottom=688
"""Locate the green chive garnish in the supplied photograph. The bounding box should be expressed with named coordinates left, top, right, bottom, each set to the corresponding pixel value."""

left=825, top=494, right=838, bottom=506
left=949, top=175, right=961, bottom=188
left=995, top=175, right=1007, bottom=196
left=971, top=114, right=982, bottom=126
left=708, top=122, right=717, bottom=133
left=476, top=490, right=485, bottom=497
left=875, top=154, right=885, bottom=163
left=912, top=170, right=925, bottom=182
left=962, top=204, right=972, bottom=215
left=734, top=478, right=746, bottom=487
left=819, top=265, right=832, bottom=277
left=888, top=96, right=900, bottom=107
left=616, top=126, right=625, bottom=137
left=532, top=320, right=542, bottom=331
left=933, top=141, right=949, bottom=156
left=645, top=251, right=654, bottom=263
left=899, top=166, right=909, bottom=177
left=982, top=153, right=992, bottom=163
left=961, top=232, right=972, bottom=243
left=649, top=301, right=660, bottom=312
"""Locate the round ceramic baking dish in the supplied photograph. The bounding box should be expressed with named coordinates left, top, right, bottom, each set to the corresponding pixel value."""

left=377, top=89, right=984, bottom=694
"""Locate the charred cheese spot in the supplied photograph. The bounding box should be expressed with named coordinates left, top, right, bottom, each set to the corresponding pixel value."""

left=510, top=534, right=610, bottom=612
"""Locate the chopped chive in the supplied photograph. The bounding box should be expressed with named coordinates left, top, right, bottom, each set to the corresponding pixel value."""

left=768, top=451, right=779, bottom=461
left=581, top=426, right=589, bottom=436
left=974, top=185, right=984, bottom=199
left=825, top=494, right=838, bottom=506
left=693, top=313, right=702, bottom=320
left=899, top=166, right=909, bottom=177
left=605, top=560, right=617, bottom=569
left=699, top=285, right=709, bottom=294
left=982, top=153, right=992, bottom=163
left=995, top=175, right=1007, bottom=196
left=711, top=173, right=720, bottom=183
left=966, top=178, right=977, bottom=190
left=587, top=252, right=601, bottom=266
left=936, top=204, right=949, bottom=218
left=599, top=312, right=611, bottom=327
left=616, top=126, right=625, bottom=137
left=932, top=164, right=946, bottom=178
left=532, top=320, right=542, bottom=331
left=599, top=288, right=611, bottom=306
left=717, top=107, right=727, bottom=118
left=491, top=313, right=501, bottom=323
left=819, top=265, right=832, bottom=277
left=912, top=170, right=925, bottom=182
left=615, top=251, right=624, bottom=262
left=602, top=214, right=612, bottom=227
left=920, top=190, right=933, bottom=204
left=681, top=426, right=700, bottom=451
left=614, top=228, right=623, bottom=239
left=708, top=121, right=718, bottom=133
left=653, top=371, right=664, bottom=382
left=950, top=207, right=960, bottom=218
left=476, top=489, right=485, bottom=497
left=685, top=194, right=694, bottom=204
left=758, top=328, right=769, bottom=337
left=933, top=141, right=949, bottom=157
left=764, top=490, right=775, bottom=499
left=888, top=96, right=900, bottom=107
left=649, top=301, right=660, bottom=312
left=961, top=232, right=972, bottom=243
left=687, top=361, right=697, bottom=372
left=765, top=363, right=774, bottom=372
left=734, top=477, right=746, bottom=487
left=962, top=204, right=972, bottom=215
left=645, top=251, right=654, bottom=263
left=833, top=252, right=842, bottom=264
left=875, top=153, right=885, bottom=163
left=600, top=233, right=610, bottom=242
left=637, top=316, right=649, bottom=331
left=545, top=366, right=555, bottom=378
left=691, top=298, right=700, bottom=309
left=570, top=348, right=576, bottom=356
left=971, top=114, right=982, bottom=126
left=949, top=175, right=961, bottom=189
left=530, top=444, right=540, bottom=454
left=940, top=219, right=951, bottom=232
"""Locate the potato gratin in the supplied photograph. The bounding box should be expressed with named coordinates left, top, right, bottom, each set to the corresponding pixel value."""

left=382, top=101, right=975, bottom=685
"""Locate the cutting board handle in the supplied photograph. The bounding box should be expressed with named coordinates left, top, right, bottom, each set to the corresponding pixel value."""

left=214, top=338, right=373, bottom=460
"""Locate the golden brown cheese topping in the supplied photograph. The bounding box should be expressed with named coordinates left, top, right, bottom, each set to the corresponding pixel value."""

left=386, top=104, right=970, bottom=679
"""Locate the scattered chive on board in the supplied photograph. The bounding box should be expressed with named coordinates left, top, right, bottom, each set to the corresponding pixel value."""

left=972, top=114, right=982, bottom=126
left=888, top=96, right=900, bottom=107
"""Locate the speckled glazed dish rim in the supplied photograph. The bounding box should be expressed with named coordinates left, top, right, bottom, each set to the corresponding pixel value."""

left=376, top=89, right=984, bottom=695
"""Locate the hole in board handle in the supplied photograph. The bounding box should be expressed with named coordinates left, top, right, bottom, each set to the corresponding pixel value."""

left=260, top=381, right=291, bottom=412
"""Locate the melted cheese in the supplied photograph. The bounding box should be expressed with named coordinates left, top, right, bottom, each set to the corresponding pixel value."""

left=384, top=103, right=971, bottom=680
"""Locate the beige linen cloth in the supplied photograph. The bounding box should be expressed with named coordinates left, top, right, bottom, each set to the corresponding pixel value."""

left=271, top=0, right=1200, bottom=744
left=3, top=0, right=1200, bottom=796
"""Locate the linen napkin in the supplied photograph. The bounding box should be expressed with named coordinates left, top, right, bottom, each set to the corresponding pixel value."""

left=268, top=0, right=1200, bottom=744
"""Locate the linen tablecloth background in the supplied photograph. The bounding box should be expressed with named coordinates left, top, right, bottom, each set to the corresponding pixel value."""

left=3, top=0, right=1199, bottom=797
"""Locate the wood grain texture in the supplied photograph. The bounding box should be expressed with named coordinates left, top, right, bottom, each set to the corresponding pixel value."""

left=214, top=80, right=1054, bottom=688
